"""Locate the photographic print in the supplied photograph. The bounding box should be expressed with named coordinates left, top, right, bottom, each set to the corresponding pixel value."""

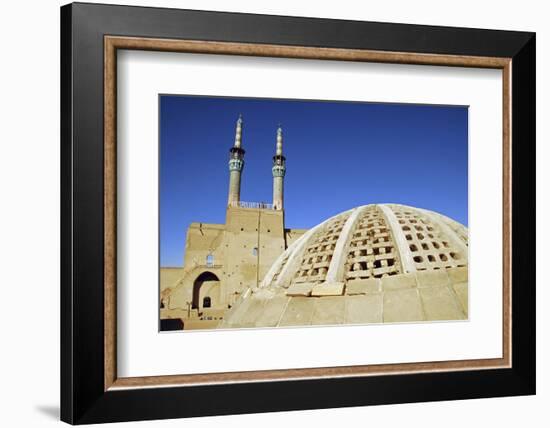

left=159, top=95, right=469, bottom=331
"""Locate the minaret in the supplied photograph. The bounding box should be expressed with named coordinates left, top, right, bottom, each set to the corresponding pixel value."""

left=272, top=124, right=286, bottom=210
left=227, top=115, right=245, bottom=206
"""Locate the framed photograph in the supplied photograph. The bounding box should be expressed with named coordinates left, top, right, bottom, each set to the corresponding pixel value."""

left=61, top=2, right=535, bottom=424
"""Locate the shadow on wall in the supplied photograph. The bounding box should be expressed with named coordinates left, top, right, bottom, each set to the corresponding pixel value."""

left=35, top=405, right=59, bottom=420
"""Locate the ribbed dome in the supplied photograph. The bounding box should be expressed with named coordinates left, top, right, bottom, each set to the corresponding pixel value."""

left=221, top=204, right=469, bottom=328
left=264, top=204, right=467, bottom=289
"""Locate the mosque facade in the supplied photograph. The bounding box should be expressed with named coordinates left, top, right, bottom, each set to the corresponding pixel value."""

left=160, top=116, right=307, bottom=330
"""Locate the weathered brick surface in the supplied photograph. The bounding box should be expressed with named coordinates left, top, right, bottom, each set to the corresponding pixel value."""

left=383, top=288, right=424, bottom=322
left=346, top=278, right=381, bottom=295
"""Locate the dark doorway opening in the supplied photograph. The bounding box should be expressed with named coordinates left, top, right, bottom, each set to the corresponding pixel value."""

left=160, top=319, right=184, bottom=331
left=192, top=271, right=220, bottom=309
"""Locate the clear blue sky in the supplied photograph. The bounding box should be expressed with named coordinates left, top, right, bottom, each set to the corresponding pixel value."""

left=160, top=95, right=468, bottom=267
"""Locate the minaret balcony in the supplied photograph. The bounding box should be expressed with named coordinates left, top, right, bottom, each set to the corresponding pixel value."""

left=229, top=146, right=245, bottom=158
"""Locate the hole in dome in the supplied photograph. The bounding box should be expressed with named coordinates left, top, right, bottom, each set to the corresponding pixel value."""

left=414, top=256, right=424, bottom=263
left=373, top=259, right=382, bottom=268
left=432, top=242, right=440, bottom=249
left=405, top=234, right=412, bottom=241
left=410, top=244, right=418, bottom=251
left=402, top=225, right=411, bottom=231
left=415, top=225, right=423, bottom=231
left=428, top=255, right=436, bottom=262
left=417, top=233, right=425, bottom=240
left=450, top=252, right=460, bottom=260
left=421, top=243, right=429, bottom=250
left=442, top=241, right=450, bottom=248
left=439, top=254, right=448, bottom=261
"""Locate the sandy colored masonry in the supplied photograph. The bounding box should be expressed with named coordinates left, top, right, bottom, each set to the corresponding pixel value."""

left=160, top=117, right=468, bottom=330
left=222, top=204, right=468, bottom=328
left=161, top=116, right=306, bottom=329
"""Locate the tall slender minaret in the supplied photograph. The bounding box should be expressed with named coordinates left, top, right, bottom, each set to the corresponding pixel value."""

left=272, top=124, right=286, bottom=210
left=227, top=115, right=245, bottom=206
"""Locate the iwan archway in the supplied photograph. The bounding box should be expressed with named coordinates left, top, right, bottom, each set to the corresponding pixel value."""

left=192, top=271, right=221, bottom=310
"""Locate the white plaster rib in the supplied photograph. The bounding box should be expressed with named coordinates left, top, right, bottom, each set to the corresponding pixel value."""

left=259, top=232, right=302, bottom=288
left=379, top=204, right=417, bottom=273
left=324, top=205, right=369, bottom=284
left=261, top=210, right=353, bottom=288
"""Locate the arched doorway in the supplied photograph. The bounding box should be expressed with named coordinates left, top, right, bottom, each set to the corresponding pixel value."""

left=192, top=271, right=220, bottom=310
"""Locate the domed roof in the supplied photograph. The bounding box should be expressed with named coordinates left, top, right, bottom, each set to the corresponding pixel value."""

left=221, top=204, right=469, bottom=328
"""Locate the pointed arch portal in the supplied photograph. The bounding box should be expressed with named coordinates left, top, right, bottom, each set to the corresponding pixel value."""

left=192, top=271, right=220, bottom=309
